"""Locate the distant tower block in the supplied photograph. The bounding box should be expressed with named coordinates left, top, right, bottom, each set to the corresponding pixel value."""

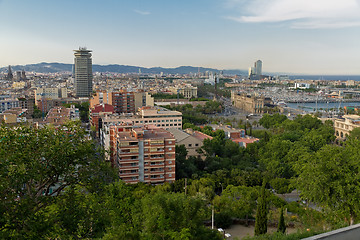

left=16, top=71, right=21, bottom=81
left=21, top=70, right=26, bottom=80
left=7, top=65, right=13, bottom=80
left=74, top=47, right=93, bottom=97
left=254, top=60, right=262, bottom=76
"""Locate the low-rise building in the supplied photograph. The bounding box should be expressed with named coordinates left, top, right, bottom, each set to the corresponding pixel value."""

left=169, top=85, right=198, bottom=99
left=18, top=98, right=34, bottom=119
left=231, top=91, right=273, bottom=114
left=334, top=115, right=360, bottom=139
left=35, top=87, right=68, bottom=103
left=208, top=124, right=246, bottom=139
left=42, top=106, right=79, bottom=126
left=0, top=98, right=20, bottom=113
left=232, top=137, right=259, bottom=148
left=167, top=128, right=213, bottom=157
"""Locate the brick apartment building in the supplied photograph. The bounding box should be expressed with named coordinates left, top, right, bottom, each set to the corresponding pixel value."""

left=99, top=106, right=182, bottom=152
left=109, top=125, right=176, bottom=184
left=90, top=90, right=154, bottom=114
left=89, top=103, right=114, bottom=135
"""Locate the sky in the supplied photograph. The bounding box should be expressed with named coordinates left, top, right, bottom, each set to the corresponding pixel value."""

left=1, top=0, right=360, bottom=74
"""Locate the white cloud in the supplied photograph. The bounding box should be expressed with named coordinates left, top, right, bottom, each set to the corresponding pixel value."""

left=226, top=0, right=360, bottom=28
left=134, top=9, right=151, bottom=15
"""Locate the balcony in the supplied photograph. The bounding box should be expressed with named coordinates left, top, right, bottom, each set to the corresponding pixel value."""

left=118, top=151, right=139, bottom=156
left=119, top=171, right=139, bottom=176
left=120, top=166, right=139, bottom=170
left=149, top=162, right=164, bottom=167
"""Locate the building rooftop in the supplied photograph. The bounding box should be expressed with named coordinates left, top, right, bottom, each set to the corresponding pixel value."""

left=116, top=125, right=174, bottom=141
left=167, top=128, right=191, bottom=142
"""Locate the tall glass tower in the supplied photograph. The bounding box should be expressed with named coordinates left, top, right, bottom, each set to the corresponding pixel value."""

left=74, top=47, right=93, bottom=97
left=254, top=60, right=262, bottom=76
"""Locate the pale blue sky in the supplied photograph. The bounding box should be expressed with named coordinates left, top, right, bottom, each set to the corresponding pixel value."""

left=1, top=0, right=360, bottom=74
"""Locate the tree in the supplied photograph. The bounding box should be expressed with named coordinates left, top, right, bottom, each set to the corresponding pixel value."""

left=259, top=113, right=287, bottom=129
left=0, top=122, right=114, bottom=238
left=188, top=178, right=216, bottom=201
left=215, top=185, right=258, bottom=226
left=32, top=105, right=43, bottom=119
left=349, top=127, right=360, bottom=140
left=277, top=207, right=286, bottom=234
left=140, top=192, right=222, bottom=240
left=176, top=145, right=198, bottom=179
left=294, top=140, right=360, bottom=225
left=255, top=182, right=268, bottom=235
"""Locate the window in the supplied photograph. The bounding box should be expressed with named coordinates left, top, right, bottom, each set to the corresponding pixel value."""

left=169, top=147, right=172, bottom=150
left=168, top=141, right=172, bottom=144
left=188, top=144, right=192, bottom=147
left=195, top=143, right=199, bottom=147
left=169, top=161, right=172, bottom=164
left=169, top=174, right=172, bottom=177
left=169, top=167, right=172, bottom=171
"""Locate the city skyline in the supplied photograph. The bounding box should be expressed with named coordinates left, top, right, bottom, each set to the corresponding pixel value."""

left=1, top=0, right=360, bottom=74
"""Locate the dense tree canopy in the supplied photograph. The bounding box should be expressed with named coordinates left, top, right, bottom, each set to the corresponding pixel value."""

left=0, top=122, right=115, bottom=238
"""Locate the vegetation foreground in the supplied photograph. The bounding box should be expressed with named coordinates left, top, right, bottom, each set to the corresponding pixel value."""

left=1, top=114, right=360, bottom=239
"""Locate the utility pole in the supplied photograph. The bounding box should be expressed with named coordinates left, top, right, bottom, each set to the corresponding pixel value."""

left=184, top=178, right=187, bottom=195
left=211, top=206, right=214, bottom=229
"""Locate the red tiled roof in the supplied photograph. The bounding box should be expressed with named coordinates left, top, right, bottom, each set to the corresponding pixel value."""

left=232, top=138, right=259, bottom=144
left=92, top=104, right=114, bottom=113
left=192, top=131, right=213, bottom=141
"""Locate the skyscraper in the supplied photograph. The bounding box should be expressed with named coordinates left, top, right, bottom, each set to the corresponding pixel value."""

left=7, top=65, right=13, bottom=81
left=254, top=60, right=262, bottom=76
left=74, top=47, right=93, bottom=97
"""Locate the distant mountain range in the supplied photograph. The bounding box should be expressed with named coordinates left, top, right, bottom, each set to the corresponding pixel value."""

left=0, top=62, right=248, bottom=75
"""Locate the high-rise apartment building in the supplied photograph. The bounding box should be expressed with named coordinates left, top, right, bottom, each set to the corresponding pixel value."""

left=74, top=47, right=93, bottom=97
left=110, top=125, right=176, bottom=184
